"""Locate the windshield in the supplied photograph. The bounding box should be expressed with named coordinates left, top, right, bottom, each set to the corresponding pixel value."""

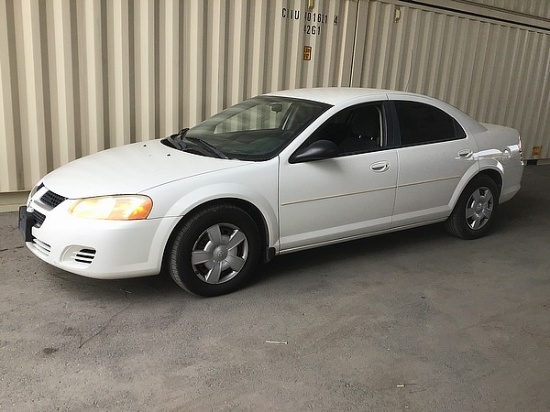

left=164, top=96, right=330, bottom=161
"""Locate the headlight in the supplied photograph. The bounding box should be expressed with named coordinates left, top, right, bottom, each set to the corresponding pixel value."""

left=69, top=195, right=153, bottom=220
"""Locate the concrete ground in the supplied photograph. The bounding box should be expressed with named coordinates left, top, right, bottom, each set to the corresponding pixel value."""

left=0, top=165, right=549, bottom=412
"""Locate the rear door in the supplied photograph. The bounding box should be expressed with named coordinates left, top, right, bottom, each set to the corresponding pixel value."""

left=390, top=97, right=478, bottom=228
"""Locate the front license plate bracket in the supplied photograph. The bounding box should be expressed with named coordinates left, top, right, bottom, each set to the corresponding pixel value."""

left=18, top=206, right=35, bottom=243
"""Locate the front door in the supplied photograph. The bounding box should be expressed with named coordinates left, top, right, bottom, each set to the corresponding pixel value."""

left=278, top=102, right=398, bottom=251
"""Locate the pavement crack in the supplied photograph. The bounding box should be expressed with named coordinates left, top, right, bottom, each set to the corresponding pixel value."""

left=78, top=303, right=131, bottom=349
left=0, top=246, right=23, bottom=252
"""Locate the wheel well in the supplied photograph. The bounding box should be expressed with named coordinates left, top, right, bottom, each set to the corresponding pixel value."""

left=161, top=198, right=270, bottom=269
left=477, top=169, right=502, bottom=195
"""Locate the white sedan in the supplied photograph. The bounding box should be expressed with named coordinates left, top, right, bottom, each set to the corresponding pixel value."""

left=19, top=88, right=524, bottom=296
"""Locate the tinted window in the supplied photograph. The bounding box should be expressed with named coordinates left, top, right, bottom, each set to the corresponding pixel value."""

left=394, top=101, right=466, bottom=146
left=302, top=103, right=385, bottom=156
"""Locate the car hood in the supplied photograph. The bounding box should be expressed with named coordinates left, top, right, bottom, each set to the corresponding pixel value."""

left=42, top=140, right=248, bottom=198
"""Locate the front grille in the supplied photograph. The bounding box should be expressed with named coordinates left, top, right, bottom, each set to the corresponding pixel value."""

left=33, top=210, right=46, bottom=228
left=32, top=190, right=66, bottom=228
left=41, top=190, right=67, bottom=208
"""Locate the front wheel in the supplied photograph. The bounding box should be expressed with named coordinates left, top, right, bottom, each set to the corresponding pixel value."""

left=168, top=204, right=261, bottom=297
left=445, top=175, right=499, bottom=240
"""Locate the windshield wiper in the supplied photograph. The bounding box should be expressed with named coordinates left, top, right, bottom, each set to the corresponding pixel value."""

left=186, top=137, right=228, bottom=159
left=166, top=128, right=189, bottom=151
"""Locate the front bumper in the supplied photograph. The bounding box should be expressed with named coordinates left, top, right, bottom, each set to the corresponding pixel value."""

left=19, top=186, right=179, bottom=279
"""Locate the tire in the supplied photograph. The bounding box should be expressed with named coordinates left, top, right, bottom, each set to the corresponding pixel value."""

left=168, top=204, right=261, bottom=297
left=445, top=175, right=499, bottom=240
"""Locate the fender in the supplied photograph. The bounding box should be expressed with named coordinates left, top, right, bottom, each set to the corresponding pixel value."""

left=448, top=155, right=504, bottom=210
left=164, top=182, right=279, bottom=244
left=142, top=162, right=280, bottom=271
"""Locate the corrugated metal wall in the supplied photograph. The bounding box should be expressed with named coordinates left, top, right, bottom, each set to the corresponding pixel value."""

left=414, top=0, right=550, bottom=22
left=352, top=0, right=550, bottom=160
left=0, top=0, right=351, bottom=194
left=0, top=0, right=549, bottom=202
left=467, top=0, right=550, bottom=20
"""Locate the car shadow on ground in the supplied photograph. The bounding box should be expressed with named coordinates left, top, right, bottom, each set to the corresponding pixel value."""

left=249, top=222, right=449, bottom=288
left=44, top=264, right=188, bottom=300
left=42, top=222, right=448, bottom=301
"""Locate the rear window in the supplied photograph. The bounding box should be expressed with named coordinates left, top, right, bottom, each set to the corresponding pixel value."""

left=394, top=101, right=466, bottom=146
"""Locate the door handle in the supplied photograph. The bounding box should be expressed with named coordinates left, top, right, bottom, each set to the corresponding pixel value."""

left=371, top=161, right=389, bottom=172
left=458, top=149, right=473, bottom=158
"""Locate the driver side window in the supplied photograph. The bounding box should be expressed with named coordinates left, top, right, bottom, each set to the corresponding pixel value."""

left=307, top=103, right=384, bottom=156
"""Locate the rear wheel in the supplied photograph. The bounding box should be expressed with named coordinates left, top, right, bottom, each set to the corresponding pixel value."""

left=445, top=175, right=499, bottom=239
left=168, top=204, right=261, bottom=296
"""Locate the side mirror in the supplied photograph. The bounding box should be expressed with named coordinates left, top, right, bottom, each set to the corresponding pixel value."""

left=290, top=140, right=339, bottom=163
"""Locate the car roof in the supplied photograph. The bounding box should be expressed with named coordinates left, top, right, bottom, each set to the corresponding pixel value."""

left=265, top=87, right=487, bottom=134
left=266, top=87, right=422, bottom=105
